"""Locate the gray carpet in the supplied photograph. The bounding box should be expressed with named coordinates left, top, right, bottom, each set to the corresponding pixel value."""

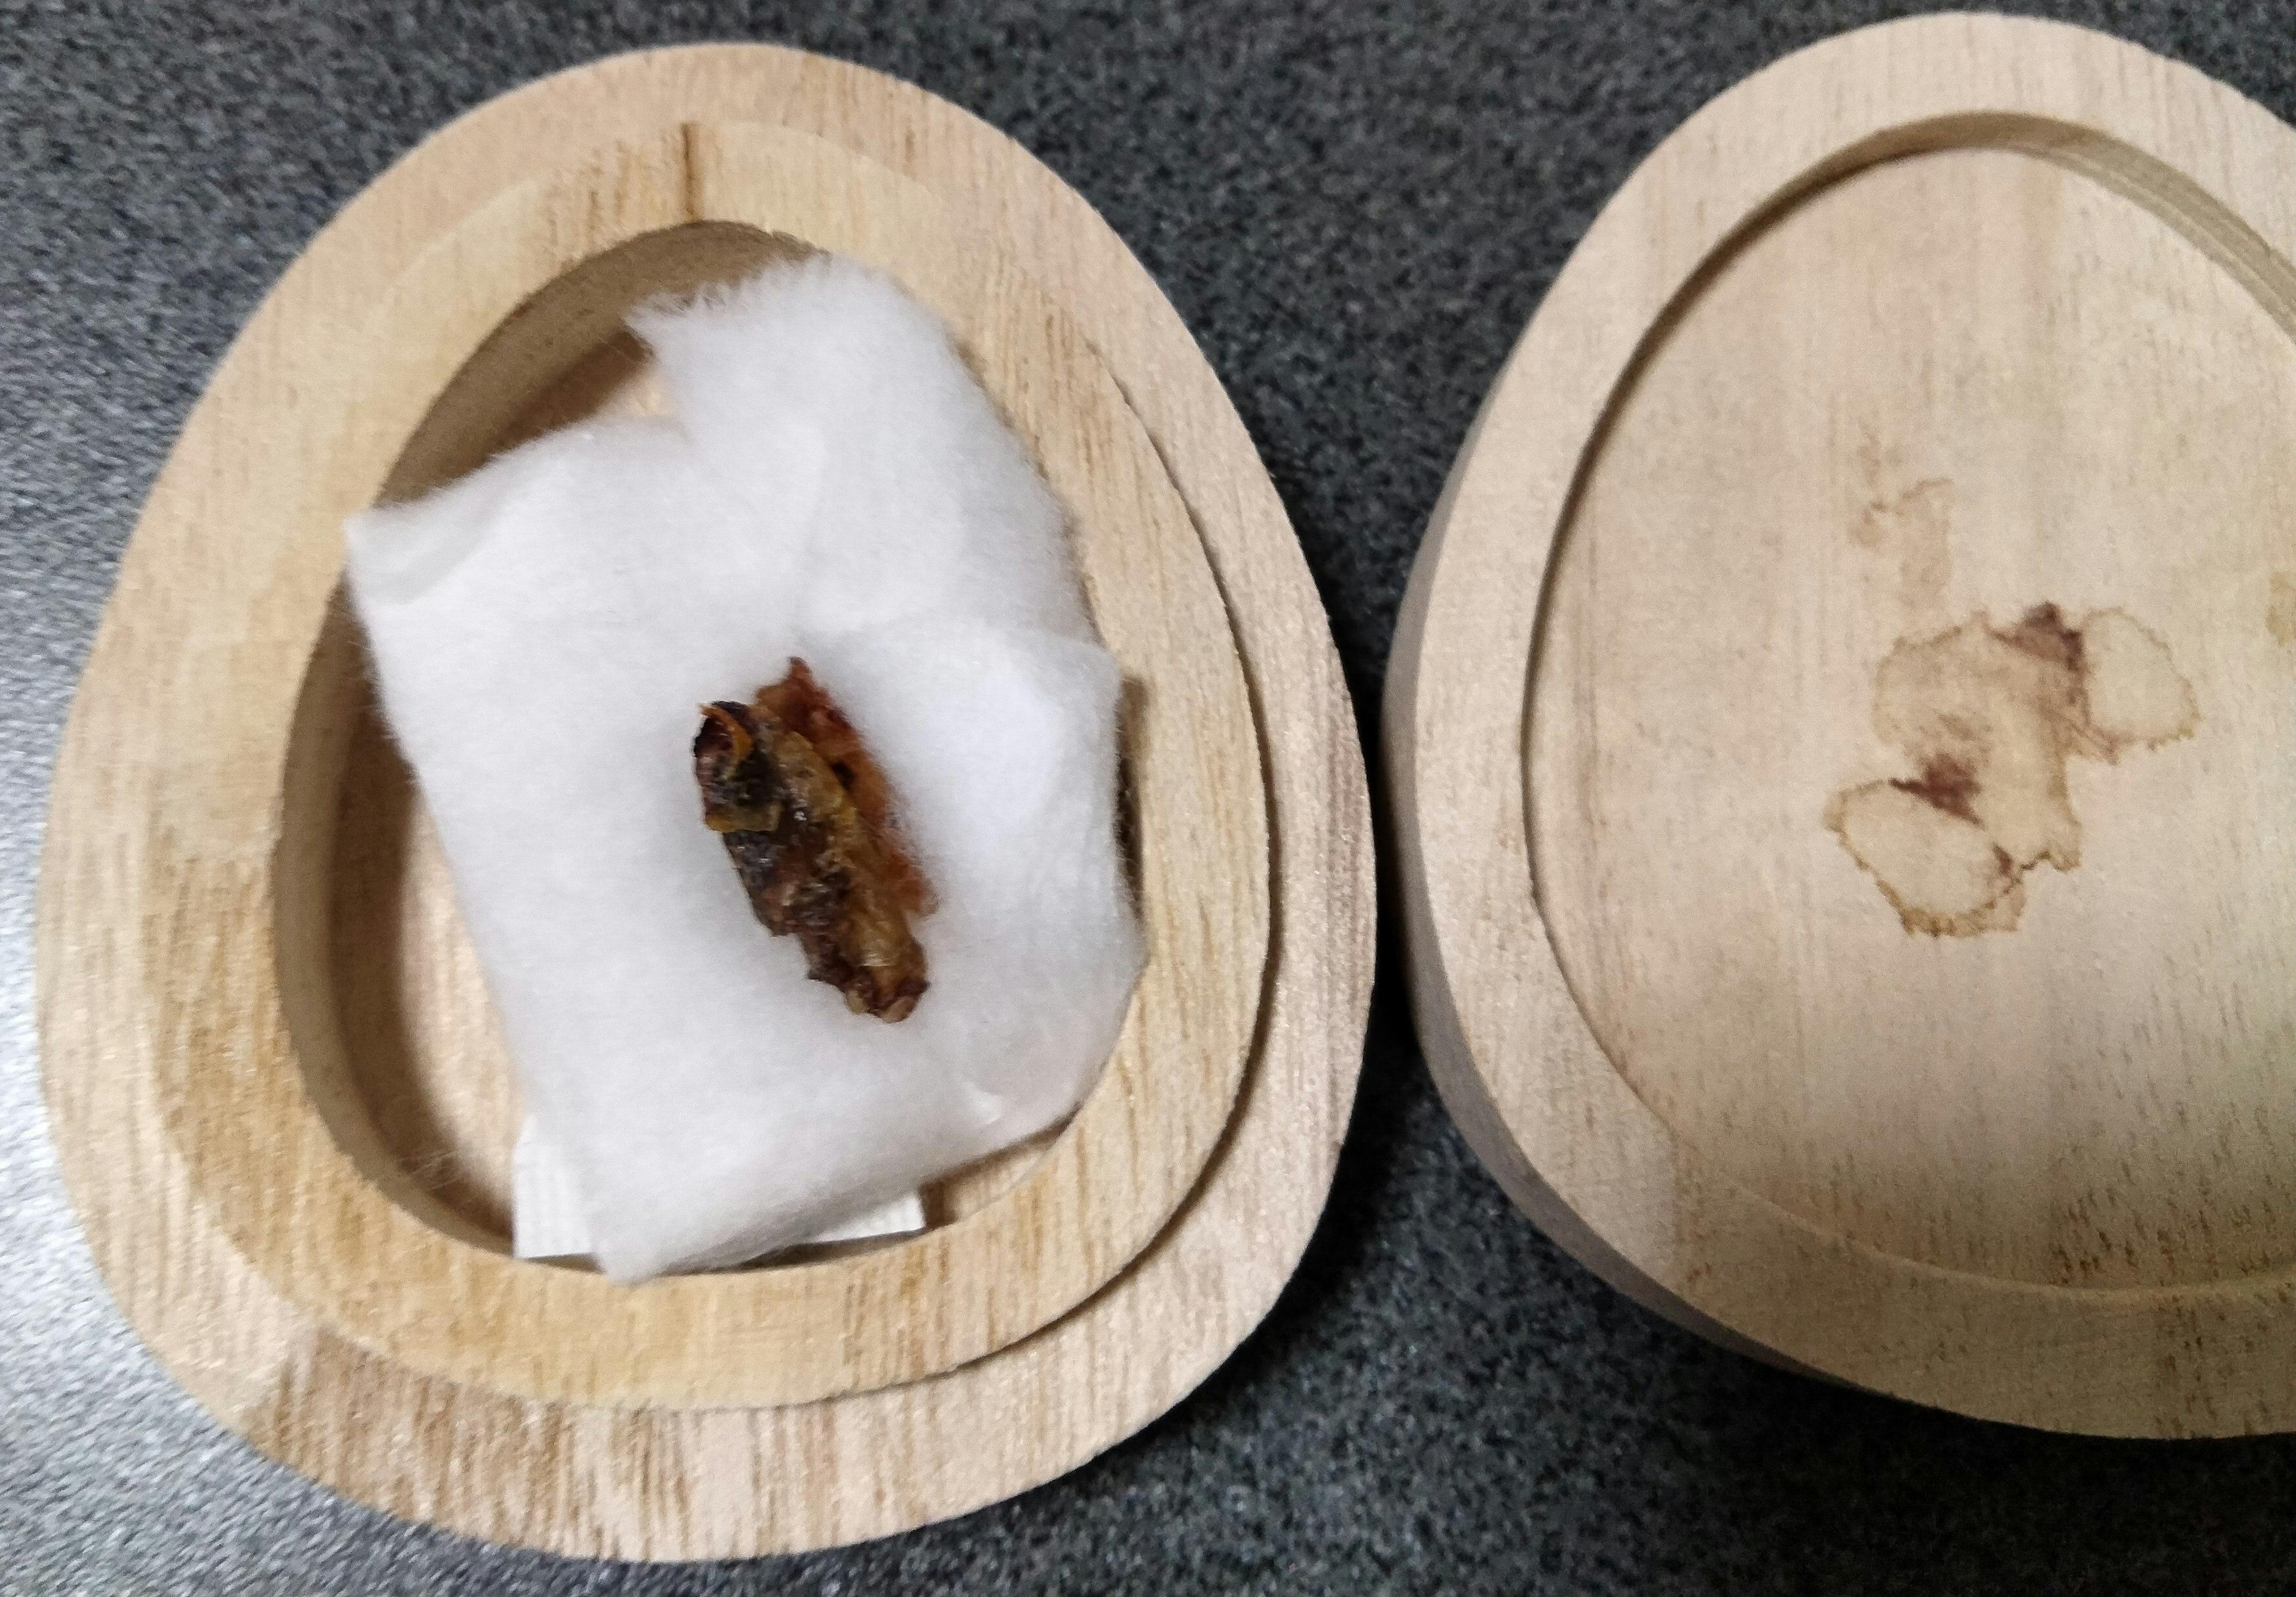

left=7, top=2, right=2296, bottom=1592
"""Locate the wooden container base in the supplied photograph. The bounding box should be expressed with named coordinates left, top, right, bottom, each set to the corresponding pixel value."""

left=39, top=47, right=1372, bottom=1556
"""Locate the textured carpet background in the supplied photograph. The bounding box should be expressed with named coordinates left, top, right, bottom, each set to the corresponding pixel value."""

left=7, top=2, right=2296, bottom=1592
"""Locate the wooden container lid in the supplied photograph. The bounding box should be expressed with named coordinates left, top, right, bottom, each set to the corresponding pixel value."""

left=1387, top=14, right=2296, bottom=1437
left=38, top=47, right=1372, bottom=1555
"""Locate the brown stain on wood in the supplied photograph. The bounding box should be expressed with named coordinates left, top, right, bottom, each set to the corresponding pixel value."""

left=1890, top=751, right=1980, bottom=822
left=2268, top=571, right=2296, bottom=644
left=1827, top=603, right=2199, bottom=935
left=1852, top=474, right=1956, bottom=616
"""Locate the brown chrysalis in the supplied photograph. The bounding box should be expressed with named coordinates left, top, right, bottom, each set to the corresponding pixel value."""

left=694, top=659, right=935, bottom=1021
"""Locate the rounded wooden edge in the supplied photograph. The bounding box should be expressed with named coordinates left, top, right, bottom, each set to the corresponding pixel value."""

left=1385, top=12, right=2296, bottom=1437
left=144, top=117, right=1270, bottom=1409
left=38, top=43, right=1372, bottom=1556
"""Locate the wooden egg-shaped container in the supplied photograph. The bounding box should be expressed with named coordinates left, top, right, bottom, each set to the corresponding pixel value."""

left=37, top=47, right=1372, bottom=1556
left=1388, top=14, right=2296, bottom=1437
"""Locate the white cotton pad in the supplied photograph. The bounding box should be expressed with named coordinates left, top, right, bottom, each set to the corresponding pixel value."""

left=344, top=256, right=1144, bottom=1283
left=509, top=1117, right=925, bottom=1262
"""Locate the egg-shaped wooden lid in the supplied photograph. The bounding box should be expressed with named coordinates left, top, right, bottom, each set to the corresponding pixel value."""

left=1387, top=13, right=2296, bottom=1437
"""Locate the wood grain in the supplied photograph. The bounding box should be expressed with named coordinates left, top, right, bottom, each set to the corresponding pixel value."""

left=38, top=51, right=1373, bottom=1555
left=1387, top=13, right=2296, bottom=1436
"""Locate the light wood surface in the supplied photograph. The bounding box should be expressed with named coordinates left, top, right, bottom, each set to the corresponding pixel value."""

left=39, top=50, right=1372, bottom=1555
left=1387, top=13, right=2296, bottom=1436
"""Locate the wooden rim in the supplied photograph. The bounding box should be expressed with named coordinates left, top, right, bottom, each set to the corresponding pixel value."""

left=149, top=118, right=1265, bottom=1410
left=1386, top=13, right=2296, bottom=1437
left=40, top=45, right=1371, bottom=1556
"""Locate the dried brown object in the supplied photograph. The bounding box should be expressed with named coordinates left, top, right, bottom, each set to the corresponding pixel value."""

left=694, top=659, right=935, bottom=1019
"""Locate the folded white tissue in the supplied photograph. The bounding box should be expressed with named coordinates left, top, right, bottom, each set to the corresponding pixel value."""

left=345, top=257, right=1144, bottom=1283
